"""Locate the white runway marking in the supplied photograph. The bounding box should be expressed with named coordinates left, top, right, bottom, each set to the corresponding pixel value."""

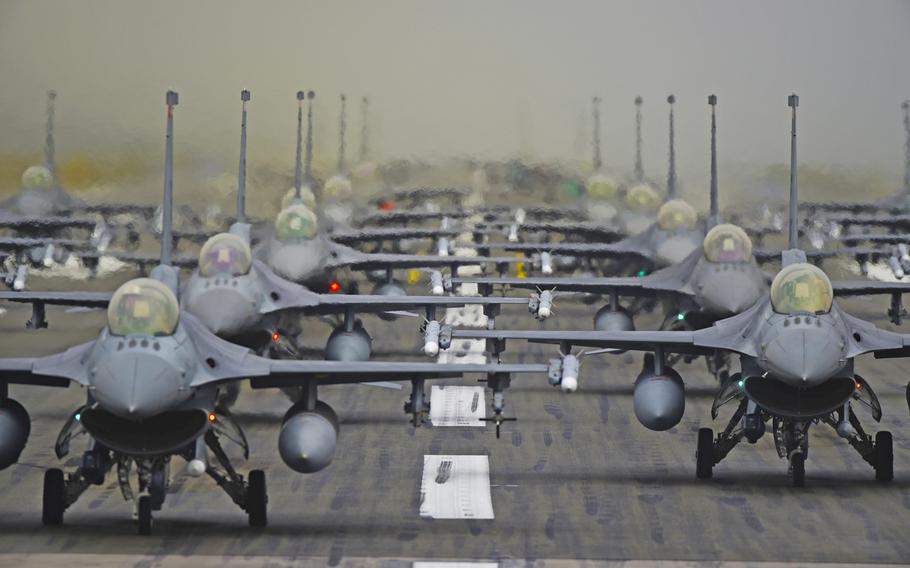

left=429, top=386, right=485, bottom=427
left=419, top=455, right=494, bottom=520
left=414, top=563, right=498, bottom=568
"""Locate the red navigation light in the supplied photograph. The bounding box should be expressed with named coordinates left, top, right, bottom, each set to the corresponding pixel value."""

left=379, top=200, right=396, bottom=211
left=271, top=332, right=281, bottom=342
left=329, top=281, right=342, bottom=293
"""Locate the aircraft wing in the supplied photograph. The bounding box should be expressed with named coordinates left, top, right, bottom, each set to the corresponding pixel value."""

left=356, top=210, right=473, bottom=226
left=181, top=311, right=547, bottom=387
left=450, top=329, right=715, bottom=356
left=450, top=252, right=696, bottom=296
left=472, top=240, right=652, bottom=260
left=0, top=214, right=98, bottom=231
left=76, top=203, right=159, bottom=217
left=515, top=206, right=587, bottom=221
left=824, top=213, right=910, bottom=230
left=251, top=361, right=548, bottom=388
left=833, top=281, right=910, bottom=297
left=0, top=340, right=96, bottom=387
left=802, top=202, right=882, bottom=214
left=753, top=247, right=889, bottom=264
left=329, top=227, right=461, bottom=245
left=475, top=221, right=625, bottom=242
left=324, top=242, right=518, bottom=271
left=0, top=236, right=96, bottom=253
left=449, top=301, right=765, bottom=357
left=298, top=293, right=529, bottom=315
left=76, top=250, right=199, bottom=269
left=840, top=233, right=910, bottom=246
left=450, top=275, right=655, bottom=296
left=0, top=290, right=113, bottom=308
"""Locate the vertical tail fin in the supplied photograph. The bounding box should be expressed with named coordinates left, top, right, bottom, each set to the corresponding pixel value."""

left=294, top=91, right=305, bottom=199
left=45, top=90, right=57, bottom=184
left=788, top=93, right=799, bottom=250
left=902, top=100, right=910, bottom=192
left=708, top=95, right=719, bottom=225
left=667, top=94, right=677, bottom=199
left=305, top=91, right=315, bottom=185
left=337, top=94, right=347, bottom=174
left=360, top=96, right=369, bottom=162
left=592, top=96, right=602, bottom=172
left=237, top=90, right=250, bottom=224
left=161, top=91, right=178, bottom=267
left=634, top=96, right=644, bottom=182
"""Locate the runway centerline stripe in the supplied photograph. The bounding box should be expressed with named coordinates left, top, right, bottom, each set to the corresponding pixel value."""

left=419, top=455, right=494, bottom=520
left=429, top=386, right=485, bottom=427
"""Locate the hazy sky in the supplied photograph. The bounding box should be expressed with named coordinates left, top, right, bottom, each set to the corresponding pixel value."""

left=1, top=0, right=909, bottom=184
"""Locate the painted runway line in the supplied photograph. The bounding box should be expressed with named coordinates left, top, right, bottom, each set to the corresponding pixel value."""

left=419, top=455, right=494, bottom=520
left=429, top=385, right=485, bottom=427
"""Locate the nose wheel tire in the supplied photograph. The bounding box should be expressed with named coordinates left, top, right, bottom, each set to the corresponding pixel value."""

left=790, top=453, right=806, bottom=488
left=42, top=469, right=65, bottom=526
left=137, top=495, right=153, bottom=535
left=695, top=428, right=714, bottom=479
left=247, top=469, right=268, bottom=527
left=874, top=431, right=893, bottom=482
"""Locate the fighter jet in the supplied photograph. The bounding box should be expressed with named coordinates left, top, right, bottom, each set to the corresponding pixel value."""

left=444, top=95, right=910, bottom=487
left=0, top=91, right=549, bottom=534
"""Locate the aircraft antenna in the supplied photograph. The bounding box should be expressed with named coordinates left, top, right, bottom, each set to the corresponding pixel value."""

left=237, top=89, right=250, bottom=223
left=337, top=94, right=347, bottom=174
left=902, top=100, right=910, bottom=191
left=788, top=93, right=799, bottom=250
left=305, top=91, right=315, bottom=185
left=592, top=96, right=602, bottom=172
left=634, top=96, right=644, bottom=181
left=45, top=90, right=57, bottom=184
left=667, top=94, right=677, bottom=199
left=294, top=91, right=304, bottom=199
left=709, top=95, right=719, bottom=224
left=162, top=91, right=178, bottom=267
left=360, top=96, right=369, bottom=162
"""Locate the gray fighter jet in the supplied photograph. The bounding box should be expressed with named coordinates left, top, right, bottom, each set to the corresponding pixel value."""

left=445, top=94, right=910, bottom=487
left=0, top=91, right=548, bottom=534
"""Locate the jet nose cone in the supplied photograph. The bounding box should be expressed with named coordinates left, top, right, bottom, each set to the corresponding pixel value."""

left=91, top=349, right=187, bottom=420
left=762, top=319, right=845, bottom=388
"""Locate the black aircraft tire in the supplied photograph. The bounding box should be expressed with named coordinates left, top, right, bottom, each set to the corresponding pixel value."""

left=791, top=453, right=806, bottom=488
left=137, top=495, right=153, bottom=536
left=696, top=428, right=714, bottom=479
left=42, top=469, right=65, bottom=526
left=247, top=469, right=268, bottom=528
left=875, top=431, right=894, bottom=482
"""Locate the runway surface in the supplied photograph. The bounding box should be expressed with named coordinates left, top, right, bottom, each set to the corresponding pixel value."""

left=0, top=276, right=909, bottom=566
